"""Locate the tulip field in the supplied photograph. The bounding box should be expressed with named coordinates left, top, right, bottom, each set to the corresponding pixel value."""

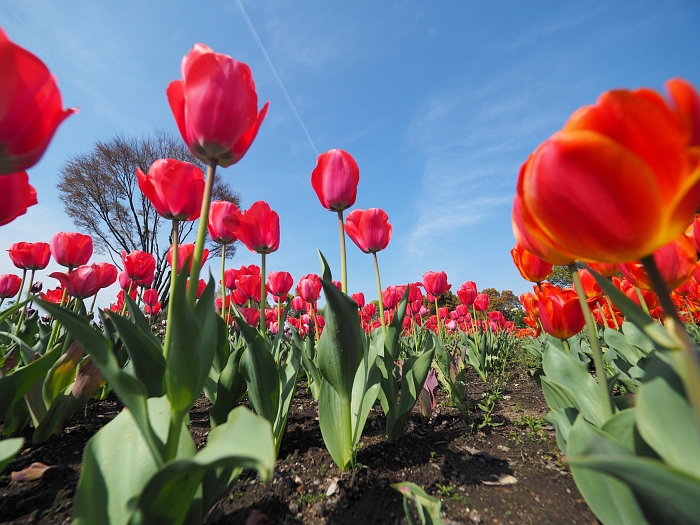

left=3, top=22, right=700, bottom=525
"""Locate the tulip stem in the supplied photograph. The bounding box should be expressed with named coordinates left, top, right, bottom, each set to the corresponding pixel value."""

left=187, top=160, right=217, bottom=307
left=569, top=264, right=613, bottom=421
left=121, top=281, right=133, bottom=317
left=89, top=292, right=98, bottom=316
left=640, top=255, right=700, bottom=425
left=373, top=252, right=386, bottom=336
left=337, top=210, right=348, bottom=294
left=15, top=269, right=32, bottom=336
left=434, top=298, right=443, bottom=342
left=634, top=287, right=650, bottom=316
left=684, top=297, right=697, bottom=327
left=164, top=220, right=179, bottom=360
left=603, top=297, right=620, bottom=330
left=561, top=339, right=570, bottom=353
left=220, top=244, right=227, bottom=319
left=260, top=252, right=266, bottom=335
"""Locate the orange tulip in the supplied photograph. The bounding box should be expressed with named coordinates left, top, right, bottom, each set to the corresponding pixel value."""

left=587, top=262, right=618, bottom=278
left=537, top=286, right=585, bottom=340
left=510, top=242, right=553, bottom=283
left=514, top=79, right=700, bottom=264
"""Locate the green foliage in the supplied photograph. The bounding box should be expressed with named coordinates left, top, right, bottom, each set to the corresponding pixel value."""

left=392, top=482, right=444, bottom=525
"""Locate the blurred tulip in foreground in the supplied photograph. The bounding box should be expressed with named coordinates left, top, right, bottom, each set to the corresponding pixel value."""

left=0, top=274, right=21, bottom=299
left=0, top=172, right=38, bottom=226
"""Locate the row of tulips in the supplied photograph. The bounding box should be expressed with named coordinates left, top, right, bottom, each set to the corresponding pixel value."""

left=510, top=78, right=700, bottom=524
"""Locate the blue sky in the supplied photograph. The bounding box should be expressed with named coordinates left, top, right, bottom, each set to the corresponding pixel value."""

left=2, top=1, right=699, bottom=307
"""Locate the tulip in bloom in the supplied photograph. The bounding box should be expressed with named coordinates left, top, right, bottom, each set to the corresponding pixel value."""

left=311, top=149, right=360, bottom=212
left=0, top=274, right=21, bottom=299
left=296, top=274, right=321, bottom=303
left=143, top=288, right=159, bottom=306
left=618, top=234, right=696, bottom=291
left=457, top=281, right=477, bottom=306
left=510, top=242, right=553, bottom=283
left=291, top=296, right=306, bottom=312
left=473, top=293, right=490, bottom=312
left=41, top=287, right=64, bottom=304
left=0, top=28, right=77, bottom=175
left=121, top=250, right=156, bottom=282
left=236, top=273, right=262, bottom=301
left=186, top=279, right=207, bottom=299
left=537, top=287, right=586, bottom=340
left=422, top=271, right=450, bottom=299
left=578, top=268, right=604, bottom=302
left=514, top=79, right=700, bottom=264
left=587, top=262, right=618, bottom=278
left=167, top=244, right=209, bottom=275
left=267, top=271, right=293, bottom=301
left=167, top=43, right=269, bottom=167
left=50, top=264, right=104, bottom=299
left=208, top=200, right=240, bottom=244
left=96, top=262, right=118, bottom=290
left=351, top=292, right=365, bottom=308
left=344, top=208, right=392, bottom=254
left=8, top=241, right=50, bottom=270
left=136, top=159, right=204, bottom=221
left=229, top=201, right=280, bottom=254
left=0, top=171, right=38, bottom=226
left=50, top=232, right=93, bottom=269
left=382, top=286, right=400, bottom=310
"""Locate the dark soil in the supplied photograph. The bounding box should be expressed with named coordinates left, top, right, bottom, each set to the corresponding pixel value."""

left=1, top=357, right=597, bottom=524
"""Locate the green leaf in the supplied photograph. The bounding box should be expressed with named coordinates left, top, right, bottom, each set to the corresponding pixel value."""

left=318, top=378, right=353, bottom=470
left=42, top=341, right=83, bottom=408
left=0, top=437, right=23, bottom=474
left=106, top=311, right=166, bottom=398
left=209, top=343, right=247, bottom=428
left=392, top=482, right=444, bottom=525
left=316, top=278, right=364, bottom=404
left=236, top=311, right=280, bottom=429
left=351, top=331, right=380, bottom=445
left=37, top=299, right=165, bottom=464
left=636, top=376, right=700, bottom=477
left=73, top=396, right=196, bottom=525
left=293, top=327, right=320, bottom=401
left=604, top=328, right=644, bottom=366
left=566, top=415, right=648, bottom=525
left=542, top=342, right=609, bottom=427
left=129, top=407, right=275, bottom=525
left=317, top=249, right=333, bottom=282
left=274, top=340, right=302, bottom=455
left=544, top=407, right=578, bottom=451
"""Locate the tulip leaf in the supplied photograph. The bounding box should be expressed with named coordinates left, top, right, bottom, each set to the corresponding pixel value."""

left=105, top=311, right=166, bottom=398
left=209, top=342, right=247, bottom=428
left=235, top=310, right=280, bottom=431
left=319, top=377, right=353, bottom=470
left=125, top=295, right=163, bottom=348
left=566, top=415, right=648, bottom=525
left=73, top=396, right=196, bottom=525
left=42, top=341, right=83, bottom=408
left=604, top=328, right=644, bottom=366
left=351, top=331, right=380, bottom=445
left=0, top=342, right=61, bottom=420
left=37, top=299, right=165, bottom=464
left=585, top=265, right=676, bottom=349
left=392, top=482, right=444, bottom=525
left=128, top=407, right=274, bottom=525
left=0, top=437, right=23, bottom=474
left=274, top=338, right=302, bottom=455
left=317, top=249, right=333, bottom=282
left=316, top=278, right=364, bottom=404
left=636, top=376, right=700, bottom=477
left=621, top=321, right=655, bottom=355
left=544, top=407, right=578, bottom=451
left=292, top=326, right=320, bottom=401
left=542, top=342, right=609, bottom=427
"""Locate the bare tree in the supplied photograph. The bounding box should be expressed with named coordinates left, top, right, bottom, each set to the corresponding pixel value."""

left=57, top=130, right=240, bottom=303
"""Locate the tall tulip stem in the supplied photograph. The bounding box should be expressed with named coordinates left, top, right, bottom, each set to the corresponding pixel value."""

left=186, top=160, right=217, bottom=307
left=164, top=220, right=179, bottom=360
left=220, top=244, right=227, bottom=319
left=337, top=210, right=348, bottom=294
left=15, top=269, right=32, bottom=336
left=569, top=264, right=613, bottom=420
left=372, top=252, right=386, bottom=336
left=434, top=298, right=443, bottom=341
left=640, top=255, right=700, bottom=423
left=260, top=252, right=266, bottom=335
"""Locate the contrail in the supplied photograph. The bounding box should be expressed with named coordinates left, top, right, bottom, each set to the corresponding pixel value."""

left=235, top=0, right=319, bottom=157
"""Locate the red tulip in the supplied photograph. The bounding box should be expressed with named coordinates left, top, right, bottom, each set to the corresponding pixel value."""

left=344, top=208, right=392, bottom=254
left=578, top=268, right=604, bottom=301
left=457, top=281, right=477, bottom=306
left=422, top=271, right=450, bottom=299
left=118, top=271, right=131, bottom=291
left=351, top=292, right=365, bottom=308
left=167, top=43, right=269, bottom=167
left=618, top=234, right=696, bottom=291
left=145, top=302, right=161, bottom=316
left=230, top=289, right=247, bottom=306
left=136, top=159, right=204, bottom=221
left=291, top=295, right=306, bottom=312
left=0, top=274, right=21, bottom=299
left=50, top=264, right=103, bottom=299
left=239, top=307, right=261, bottom=327
left=297, top=274, right=321, bottom=303
left=514, top=80, right=700, bottom=264
left=0, top=171, right=38, bottom=226
left=236, top=273, right=262, bottom=301
left=186, top=278, right=207, bottom=299
left=0, top=28, right=77, bottom=175
left=617, top=277, right=659, bottom=310
left=473, top=293, right=490, bottom=312
left=96, top=262, right=118, bottom=289
left=587, top=262, right=618, bottom=278
left=267, top=271, right=293, bottom=301
left=41, top=287, right=64, bottom=304
left=50, top=232, right=93, bottom=269
left=382, top=286, right=400, bottom=310
left=208, top=200, right=240, bottom=244
left=143, top=288, right=159, bottom=306
left=167, top=243, right=209, bottom=275
left=510, top=242, right=553, bottom=283
left=537, top=287, right=585, bottom=340
left=121, top=250, right=156, bottom=282
left=230, top=201, right=280, bottom=254
left=364, top=303, right=377, bottom=317
left=7, top=241, right=50, bottom=270
left=311, top=149, right=360, bottom=212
